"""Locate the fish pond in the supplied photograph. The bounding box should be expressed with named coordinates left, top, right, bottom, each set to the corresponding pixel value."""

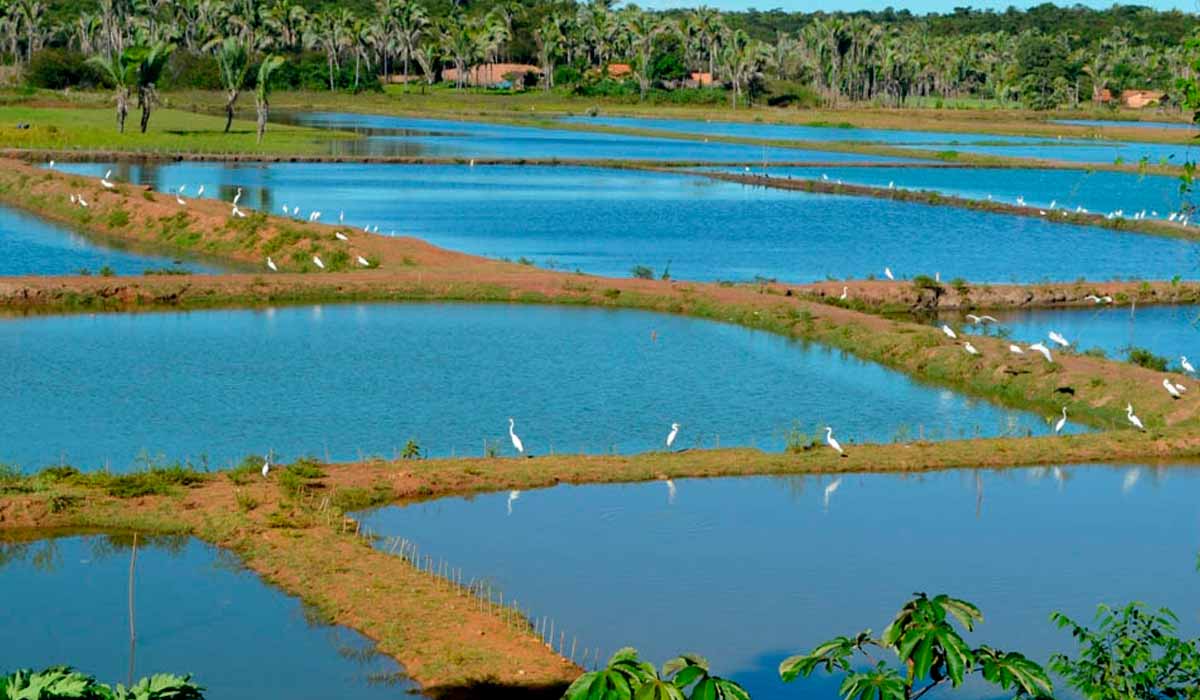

left=0, top=534, right=410, bottom=698
left=0, top=303, right=1077, bottom=472
left=357, top=465, right=1200, bottom=699
left=0, top=204, right=216, bottom=276
left=52, top=162, right=1198, bottom=284
left=562, top=115, right=1196, bottom=165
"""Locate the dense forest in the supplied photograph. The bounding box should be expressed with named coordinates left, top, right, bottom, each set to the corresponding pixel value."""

left=2, top=1, right=1197, bottom=109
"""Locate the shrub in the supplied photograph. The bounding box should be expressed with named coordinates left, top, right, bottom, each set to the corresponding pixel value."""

left=631, top=265, right=654, bottom=280
left=25, top=49, right=100, bottom=89
left=1126, top=346, right=1168, bottom=371
left=163, top=51, right=221, bottom=90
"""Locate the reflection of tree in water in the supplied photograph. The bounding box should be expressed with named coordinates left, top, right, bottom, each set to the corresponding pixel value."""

left=0, top=534, right=190, bottom=573
left=326, top=627, right=412, bottom=688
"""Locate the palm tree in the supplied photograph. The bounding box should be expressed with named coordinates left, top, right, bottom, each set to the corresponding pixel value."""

left=214, top=38, right=249, bottom=133
left=719, top=29, right=767, bottom=108
left=16, top=0, right=46, bottom=63
left=622, top=9, right=663, bottom=100
left=391, top=0, right=428, bottom=90
left=255, top=54, right=285, bottom=143
left=130, top=41, right=174, bottom=133
left=86, top=47, right=140, bottom=132
left=438, top=13, right=478, bottom=89
left=309, top=10, right=351, bottom=90
left=533, top=13, right=564, bottom=91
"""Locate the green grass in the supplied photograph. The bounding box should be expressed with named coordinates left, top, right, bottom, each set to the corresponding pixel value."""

left=0, top=104, right=356, bottom=155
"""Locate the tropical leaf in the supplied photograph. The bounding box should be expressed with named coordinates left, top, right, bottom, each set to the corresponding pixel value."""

left=632, top=680, right=685, bottom=700
left=837, top=665, right=905, bottom=700
left=778, top=635, right=859, bottom=681
left=562, top=670, right=633, bottom=700
left=975, top=647, right=1054, bottom=697
left=690, top=677, right=751, bottom=700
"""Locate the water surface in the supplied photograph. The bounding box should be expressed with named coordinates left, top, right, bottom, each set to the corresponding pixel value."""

left=53, top=162, right=1199, bottom=284
left=1052, top=118, right=1195, bottom=131
left=0, top=303, right=1074, bottom=471
left=358, top=466, right=1200, bottom=699
left=0, top=535, right=409, bottom=698
left=0, top=205, right=215, bottom=276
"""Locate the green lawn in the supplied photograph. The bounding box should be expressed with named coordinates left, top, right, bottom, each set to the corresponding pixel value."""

left=0, top=103, right=357, bottom=155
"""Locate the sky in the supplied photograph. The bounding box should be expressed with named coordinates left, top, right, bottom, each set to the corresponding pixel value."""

left=636, top=0, right=1198, bottom=13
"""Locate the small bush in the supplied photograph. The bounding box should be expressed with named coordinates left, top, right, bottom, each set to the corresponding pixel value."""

left=331, top=484, right=394, bottom=512
left=1126, top=346, right=1169, bottom=371
left=106, top=209, right=130, bottom=228
left=631, top=265, right=654, bottom=280
left=912, top=275, right=944, bottom=293
left=98, top=265, right=114, bottom=277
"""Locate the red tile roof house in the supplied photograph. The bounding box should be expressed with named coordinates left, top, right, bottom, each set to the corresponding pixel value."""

left=441, top=63, right=541, bottom=89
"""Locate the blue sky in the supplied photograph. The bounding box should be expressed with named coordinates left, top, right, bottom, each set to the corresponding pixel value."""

left=636, top=0, right=1197, bottom=13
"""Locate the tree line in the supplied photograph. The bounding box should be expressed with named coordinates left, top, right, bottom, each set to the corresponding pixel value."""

left=1, top=0, right=1197, bottom=110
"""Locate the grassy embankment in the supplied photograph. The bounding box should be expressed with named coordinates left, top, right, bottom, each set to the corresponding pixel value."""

left=0, top=103, right=357, bottom=156
left=164, top=86, right=1198, bottom=145
left=0, top=92, right=1190, bottom=178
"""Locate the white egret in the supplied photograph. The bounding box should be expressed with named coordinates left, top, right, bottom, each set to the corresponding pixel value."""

left=309, top=211, right=321, bottom=222
left=356, top=255, right=370, bottom=267
left=838, top=286, right=847, bottom=300
left=1163, top=378, right=1182, bottom=399
left=281, top=204, right=289, bottom=214
left=196, top=185, right=204, bottom=196
left=978, top=315, right=998, bottom=323
left=824, top=426, right=845, bottom=457
left=338, top=210, right=344, bottom=223
left=1054, top=407, right=1067, bottom=434
left=231, top=204, right=246, bottom=218
left=1016, top=196, right=1026, bottom=206
left=335, top=231, right=349, bottom=241
left=935, top=272, right=940, bottom=282
left=48, top=159, right=54, bottom=168
left=966, top=314, right=981, bottom=324
left=100, top=169, right=115, bottom=188
left=261, top=457, right=271, bottom=478
left=1126, top=403, right=1145, bottom=431
left=312, top=255, right=325, bottom=269
left=1009, top=344, right=1024, bottom=354
left=233, top=187, right=242, bottom=205
left=508, top=418, right=524, bottom=454
left=69, top=194, right=76, bottom=204
left=175, top=187, right=186, bottom=206
left=1182, top=356, right=1195, bottom=374
left=1049, top=199, right=1056, bottom=209
left=666, top=422, right=679, bottom=448
left=292, top=206, right=300, bottom=215
left=941, top=324, right=957, bottom=339
left=506, top=489, right=520, bottom=515
left=77, top=194, right=88, bottom=207
left=963, top=342, right=980, bottom=355
left=887, top=181, right=895, bottom=189
left=821, top=173, right=829, bottom=181
left=1029, top=342, right=1053, bottom=362
left=1175, top=382, right=1188, bottom=393
left=1084, top=294, right=1102, bottom=303
left=470, top=159, right=476, bottom=167
left=266, top=256, right=278, bottom=272
left=823, top=478, right=841, bottom=510
left=1100, top=295, right=1113, bottom=304
left=884, top=267, right=894, bottom=280
left=1048, top=331, right=1070, bottom=348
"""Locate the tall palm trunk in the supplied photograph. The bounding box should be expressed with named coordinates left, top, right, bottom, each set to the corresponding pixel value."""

left=224, top=89, right=238, bottom=133
left=116, top=88, right=128, bottom=133
left=256, top=96, right=269, bottom=143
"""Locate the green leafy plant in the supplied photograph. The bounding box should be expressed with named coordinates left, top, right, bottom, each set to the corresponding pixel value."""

left=563, top=648, right=750, bottom=700
left=0, top=667, right=203, bottom=700
left=779, top=593, right=1052, bottom=700
left=631, top=265, right=655, bottom=280
left=1050, top=602, right=1200, bottom=700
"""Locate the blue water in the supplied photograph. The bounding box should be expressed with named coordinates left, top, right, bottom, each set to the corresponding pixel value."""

left=563, top=115, right=1197, bottom=166
left=0, top=303, right=1076, bottom=472
left=1053, top=118, right=1196, bottom=131
left=953, top=304, right=1200, bottom=370
left=284, top=112, right=915, bottom=163
left=358, top=466, right=1200, bottom=699
left=0, top=205, right=215, bottom=276
left=0, top=535, right=410, bottom=698
left=727, top=165, right=1193, bottom=219
left=52, top=162, right=1200, bottom=284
